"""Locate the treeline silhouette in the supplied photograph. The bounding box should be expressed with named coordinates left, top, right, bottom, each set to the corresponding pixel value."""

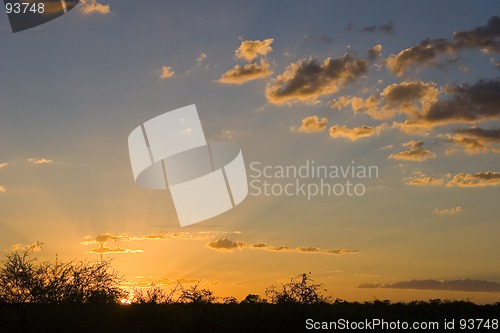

left=0, top=244, right=498, bottom=332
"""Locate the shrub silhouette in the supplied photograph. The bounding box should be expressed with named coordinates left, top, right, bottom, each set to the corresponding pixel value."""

left=178, top=280, right=217, bottom=303
left=0, top=242, right=123, bottom=304
left=265, top=272, right=329, bottom=304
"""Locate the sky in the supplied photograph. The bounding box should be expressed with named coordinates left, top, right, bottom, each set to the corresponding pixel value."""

left=0, top=0, right=499, bottom=303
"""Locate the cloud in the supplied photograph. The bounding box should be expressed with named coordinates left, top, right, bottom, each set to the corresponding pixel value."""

left=0, top=185, right=5, bottom=193
left=359, top=279, right=500, bottom=292
left=90, top=245, right=143, bottom=254
left=440, top=127, right=500, bottom=154
left=420, top=79, right=500, bottom=125
left=329, top=124, right=386, bottom=141
left=218, top=59, right=273, bottom=84
left=79, top=0, right=110, bottom=15
left=361, top=21, right=395, bottom=34
left=0, top=162, right=8, bottom=169
left=453, top=16, right=500, bottom=53
left=235, top=38, right=274, bottom=61
left=266, top=54, right=368, bottom=105
left=28, top=158, right=54, bottom=165
left=433, top=206, right=463, bottom=215
left=207, top=238, right=244, bottom=251
left=331, top=81, right=439, bottom=120
left=196, top=52, right=207, bottom=66
left=82, top=231, right=241, bottom=247
left=293, top=115, right=328, bottom=133
left=304, top=34, right=333, bottom=43
left=367, top=44, right=383, bottom=61
left=160, top=66, right=175, bottom=79
left=405, top=176, right=445, bottom=186
left=386, top=16, right=500, bottom=75
left=206, top=238, right=357, bottom=255
left=447, top=172, right=500, bottom=187
left=388, top=141, right=437, bottom=162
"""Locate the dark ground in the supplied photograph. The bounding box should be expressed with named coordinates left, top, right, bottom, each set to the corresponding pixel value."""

left=1, top=301, right=499, bottom=333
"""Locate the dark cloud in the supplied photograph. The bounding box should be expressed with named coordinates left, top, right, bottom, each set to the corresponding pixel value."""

left=387, top=16, right=500, bottom=75
left=361, top=20, right=395, bottom=34
left=423, top=79, right=500, bottom=123
left=359, top=279, right=500, bottom=292
left=453, top=16, right=500, bottom=53
left=266, top=54, right=368, bottom=104
left=304, top=33, right=333, bottom=43
left=441, top=127, right=500, bottom=154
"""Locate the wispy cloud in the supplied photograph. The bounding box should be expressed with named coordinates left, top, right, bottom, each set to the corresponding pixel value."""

left=28, top=158, right=54, bottom=165
left=0, top=162, right=8, bottom=170
left=405, top=176, right=445, bottom=186
left=160, top=66, right=175, bottom=79
left=329, top=124, right=386, bottom=141
left=433, top=206, right=463, bottom=215
left=0, top=185, right=5, bottom=193
left=218, top=59, right=273, bottom=84
left=206, top=238, right=357, bottom=255
left=266, top=54, right=368, bottom=105
left=447, top=172, right=500, bottom=187
left=359, top=279, right=500, bottom=292
left=195, top=52, right=207, bottom=66
left=90, top=245, right=143, bottom=254
left=361, top=20, right=395, bottom=34
left=388, top=141, right=436, bottom=162
left=79, top=0, right=110, bottom=15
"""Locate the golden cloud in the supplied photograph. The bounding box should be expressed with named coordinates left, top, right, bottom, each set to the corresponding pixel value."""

left=405, top=176, right=445, bottom=186
left=388, top=141, right=436, bottom=162
left=266, top=54, right=368, bottom=105
left=295, top=115, right=328, bottom=133
left=160, top=66, right=175, bottom=79
left=206, top=238, right=357, bottom=255
left=28, top=158, right=54, bottom=165
left=0, top=162, right=8, bottom=170
left=90, top=245, right=143, bottom=254
left=433, top=206, right=463, bottom=215
left=440, top=127, right=500, bottom=154
left=0, top=185, right=5, bottom=193
left=447, top=172, right=500, bottom=187
left=235, top=38, right=274, bottom=61
left=329, top=124, right=386, bottom=141
left=218, top=59, right=272, bottom=84
left=79, top=0, right=110, bottom=15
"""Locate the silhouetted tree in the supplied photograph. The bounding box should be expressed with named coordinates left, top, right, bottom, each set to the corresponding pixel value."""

left=265, top=272, right=330, bottom=304
left=241, top=294, right=266, bottom=304
left=0, top=242, right=124, bottom=304
left=178, top=281, right=217, bottom=303
left=132, top=283, right=180, bottom=304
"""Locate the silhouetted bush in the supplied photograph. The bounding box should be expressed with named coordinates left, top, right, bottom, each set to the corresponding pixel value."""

left=265, top=272, right=330, bottom=304
left=0, top=243, right=124, bottom=304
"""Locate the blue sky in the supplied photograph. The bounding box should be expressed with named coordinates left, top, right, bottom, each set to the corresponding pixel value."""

left=0, top=1, right=499, bottom=302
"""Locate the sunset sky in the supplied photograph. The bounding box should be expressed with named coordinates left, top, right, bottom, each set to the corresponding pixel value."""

left=0, top=1, right=499, bottom=303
